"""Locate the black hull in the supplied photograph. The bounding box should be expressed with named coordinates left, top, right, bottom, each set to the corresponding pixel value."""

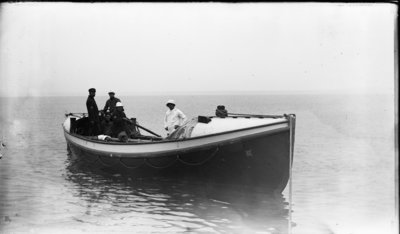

left=67, top=130, right=291, bottom=194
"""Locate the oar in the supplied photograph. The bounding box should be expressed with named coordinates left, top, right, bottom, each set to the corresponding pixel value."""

left=135, top=123, right=162, bottom=138
left=65, top=112, right=87, bottom=117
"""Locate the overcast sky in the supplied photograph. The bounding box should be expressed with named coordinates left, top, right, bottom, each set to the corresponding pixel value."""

left=0, top=2, right=396, bottom=97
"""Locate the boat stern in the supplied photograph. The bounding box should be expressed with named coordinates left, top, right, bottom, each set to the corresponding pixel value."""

left=63, top=113, right=85, bottom=133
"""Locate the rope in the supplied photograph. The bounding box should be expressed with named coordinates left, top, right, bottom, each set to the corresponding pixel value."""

left=144, top=157, right=178, bottom=169
left=76, top=155, right=101, bottom=170
left=288, top=114, right=296, bottom=234
left=77, top=145, right=220, bottom=170
left=81, top=154, right=99, bottom=164
left=228, top=113, right=284, bottom=118
left=177, top=147, right=219, bottom=166
left=98, top=155, right=121, bottom=167
left=119, top=158, right=145, bottom=169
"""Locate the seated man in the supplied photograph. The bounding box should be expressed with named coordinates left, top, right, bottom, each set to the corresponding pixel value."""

left=111, top=102, right=131, bottom=141
left=127, top=118, right=141, bottom=138
left=215, top=105, right=228, bottom=118
left=100, top=111, right=113, bottom=136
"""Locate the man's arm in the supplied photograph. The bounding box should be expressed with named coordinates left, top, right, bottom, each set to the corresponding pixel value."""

left=172, top=110, right=186, bottom=129
left=179, top=110, right=187, bottom=122
left=164, top=112, right=169, bottom=130
left=87, top=99, right=94, bottom=111
left=103, top=100, right=109, bottom=111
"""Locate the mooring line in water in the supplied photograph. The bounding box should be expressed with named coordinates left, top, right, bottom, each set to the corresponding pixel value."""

left=177, top=147, right=219, bottom=166
left=288, top=114, right=296, bottom=234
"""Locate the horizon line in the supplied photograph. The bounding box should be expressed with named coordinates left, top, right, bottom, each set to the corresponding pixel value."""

left=0, top=90, right=395, bottom=98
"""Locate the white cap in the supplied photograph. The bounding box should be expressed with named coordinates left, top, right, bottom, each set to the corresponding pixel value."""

left=166, top=99, right=175, bottom=105
left=116, top=102, right=123, bottom=107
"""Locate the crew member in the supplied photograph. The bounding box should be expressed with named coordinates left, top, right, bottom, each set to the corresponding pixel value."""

left=215, top=105, right=228, bottom=118
left=111, top=102, right=131, bottom=141
left=164, top=100, right=187, bottom=135
left=86, top=88, right=100, bottom=135
left=103, top=91, right=121, bottom=113
left=100, top=111, right=113, bottom=136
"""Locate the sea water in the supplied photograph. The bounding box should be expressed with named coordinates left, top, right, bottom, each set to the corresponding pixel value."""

left=0, top=94, right=396, bottom=233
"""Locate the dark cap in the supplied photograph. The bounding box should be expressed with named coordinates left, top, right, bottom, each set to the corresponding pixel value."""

left=88, top=88, right=96, bottom=92
left=108, top=91, right=115, bottom=95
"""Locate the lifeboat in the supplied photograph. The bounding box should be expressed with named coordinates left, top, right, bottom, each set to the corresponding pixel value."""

left=62, top=111, right=296, bottom=193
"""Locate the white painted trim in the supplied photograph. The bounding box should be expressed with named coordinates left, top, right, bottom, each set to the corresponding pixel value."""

left=64, top=122, right=289, bottom=157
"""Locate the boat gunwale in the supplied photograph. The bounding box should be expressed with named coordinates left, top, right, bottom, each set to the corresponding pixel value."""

left=63, top=118, right=289, bottom=146
left=65, top=125, right=290, bottom=157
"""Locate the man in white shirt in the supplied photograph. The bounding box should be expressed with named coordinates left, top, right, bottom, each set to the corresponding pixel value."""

left=164, top=99, right=187, bottom=135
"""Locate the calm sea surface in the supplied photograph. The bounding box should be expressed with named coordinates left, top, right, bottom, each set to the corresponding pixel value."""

left=0, top=94, right=396, bottom=234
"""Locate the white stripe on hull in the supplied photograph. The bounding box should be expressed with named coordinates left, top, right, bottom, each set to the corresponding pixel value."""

left=64, top=123, right=289, bottom=158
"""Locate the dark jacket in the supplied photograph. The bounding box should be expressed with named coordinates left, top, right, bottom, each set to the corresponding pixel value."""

left=111, top=109, right=130, bottom=137
left=103, top=97, right=121, bottom=113
left=101, top=119, right=113, bottom=136
left=86, top=95, right=99, bottom=121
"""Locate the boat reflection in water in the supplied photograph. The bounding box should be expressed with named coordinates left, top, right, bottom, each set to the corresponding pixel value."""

left=63, top=110, right=296, bottom=232
left=65, top=154, right=290, bottom=233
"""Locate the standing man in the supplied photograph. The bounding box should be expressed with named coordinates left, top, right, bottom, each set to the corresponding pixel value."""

left=164, top=100, right=187, bottom=135
left=86, top=88, right=100, bottom=135
left=103, top=91, right=121, bottom=113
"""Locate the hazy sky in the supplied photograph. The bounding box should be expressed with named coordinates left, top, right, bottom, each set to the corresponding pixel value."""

left=0, top=2, right=396, bottom=97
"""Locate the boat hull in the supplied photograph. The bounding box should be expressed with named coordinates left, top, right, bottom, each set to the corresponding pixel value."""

left=66, top=127, right=291, bottom=194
